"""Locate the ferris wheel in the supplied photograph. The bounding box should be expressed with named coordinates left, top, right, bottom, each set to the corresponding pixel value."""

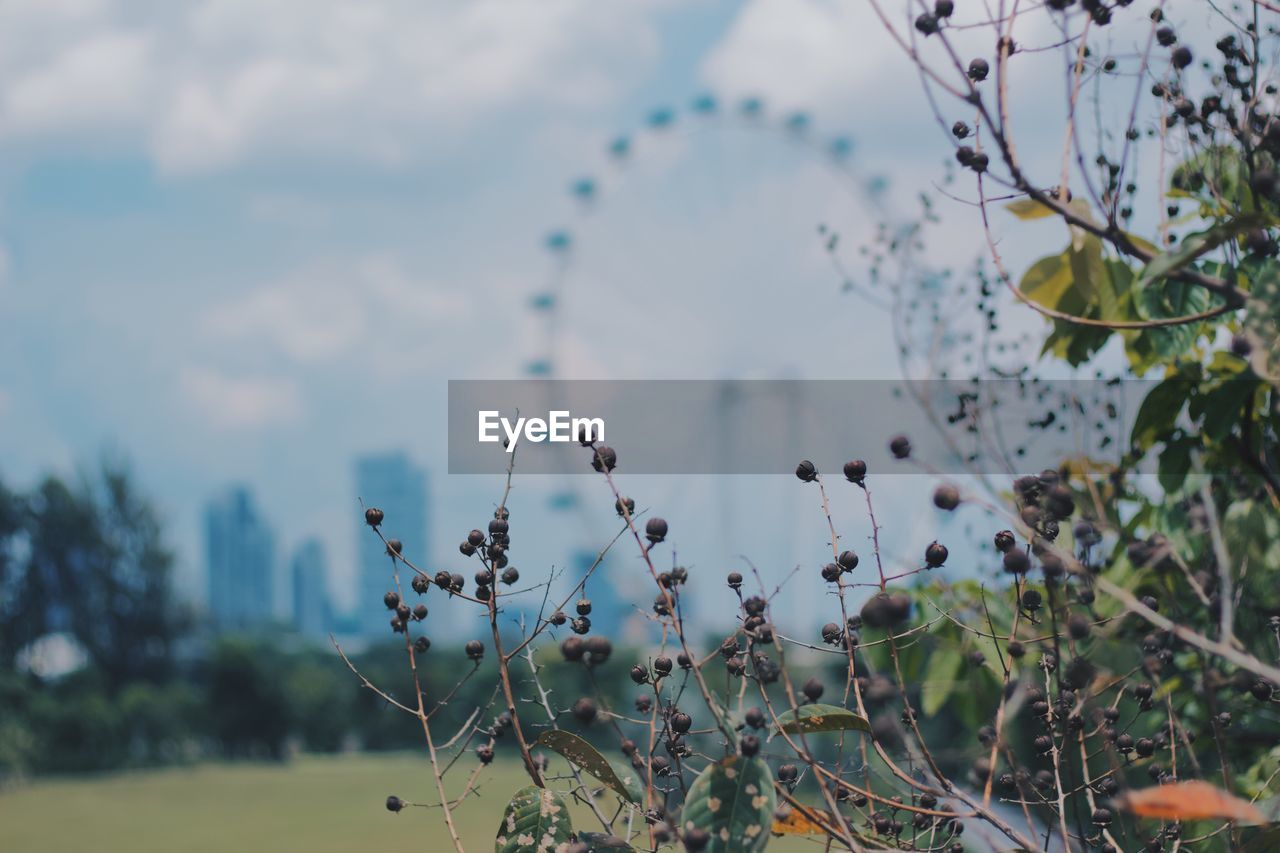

left=517, top=91, right=922, bottom=626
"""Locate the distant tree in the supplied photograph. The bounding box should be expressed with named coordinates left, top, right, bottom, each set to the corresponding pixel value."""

left=8, top=459, right=182, bottom=688
left=207, top=637, right=291, bottom=759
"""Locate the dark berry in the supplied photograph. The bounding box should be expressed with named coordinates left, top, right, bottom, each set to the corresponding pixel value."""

left=739, top=734, right=761, bottom=756
left=795, top=460, right=818, bottom=482
left=889, top=435, right=911, bottom=459
left=1004, top=550, right=1031, bottom=574
left=844, top=459, right=867, bottom=483
left=925, top=541, right=949, bottom=567
left=934, top=484, right=961, bottom=510
left=968, top=58, right=990, bottom=81
left=591, top=446, right=617, bottom=472
left=365, top=507, right=384, bottom=527
left=386, top=795, right=403, bottom=812
left=645, top=517, right=668, bottom=544
left=915, top=13, right=939, bottom=35
left=586, top=636, right=612, bottom=663
left=561, top=637, right=585, bottom=661
left=573, top=697, right=598, bottom=723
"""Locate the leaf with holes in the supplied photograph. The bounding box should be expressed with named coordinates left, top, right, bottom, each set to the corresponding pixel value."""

left=495, top=786, right=574, bottom=853
left=536, top=730, right=641, bottom=803
left=1116, top=780, right=1266, bottom=824
left=681, top=755, right=775, bottom=852
left=774, top=704, right=871, bottom=735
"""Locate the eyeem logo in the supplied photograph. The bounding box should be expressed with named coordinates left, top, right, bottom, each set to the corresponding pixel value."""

left=478, top=410, right=604, bottom=452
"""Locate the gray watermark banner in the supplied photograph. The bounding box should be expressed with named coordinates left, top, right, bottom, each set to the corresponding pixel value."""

left=447, top=379, right=1192, bottom=475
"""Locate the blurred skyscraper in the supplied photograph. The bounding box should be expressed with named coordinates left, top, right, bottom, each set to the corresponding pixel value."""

left=204, top=485, right=276, bottom=628
left=355, top=452, right=428, bottom=637
left=290, top=537, right=332, bottom=640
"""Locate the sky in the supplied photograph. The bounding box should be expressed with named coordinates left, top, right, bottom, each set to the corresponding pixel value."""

left=0, top=0, right=1214, bottom=632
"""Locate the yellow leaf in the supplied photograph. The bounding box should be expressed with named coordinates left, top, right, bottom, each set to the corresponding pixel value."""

left=772, top=805, right=839, bottom=836
left=1005, top=198, right=1056, bottom=220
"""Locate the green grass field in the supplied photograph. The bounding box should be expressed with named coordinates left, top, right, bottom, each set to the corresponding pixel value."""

left=0, top=753, right=815, bottom=852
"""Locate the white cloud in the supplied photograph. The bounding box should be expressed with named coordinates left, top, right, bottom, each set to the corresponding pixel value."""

left=2, top=30, right=152, bottom=133
left=179, top=364, right=302, bottom=428
left=200, top=256, right=469, bottom=365
left=0, top=0, right=672, bottom=174
left=700, top=0, right=903, bottom=113
left=702, top=0, right=1069, bottom=131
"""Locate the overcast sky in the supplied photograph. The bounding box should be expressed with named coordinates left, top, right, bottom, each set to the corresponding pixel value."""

left=0, top=0, right=1214, bottom=631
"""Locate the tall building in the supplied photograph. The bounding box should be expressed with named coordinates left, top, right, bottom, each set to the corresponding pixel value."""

left=205, top=486, right=275, bottom=628
left=291, top=537, right=332, bottom=640
left=355, top=452, right=428, bottom=637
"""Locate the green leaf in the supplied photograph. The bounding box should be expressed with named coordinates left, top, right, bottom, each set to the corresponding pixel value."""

left=536, top=730, right=641, bottom=803
left=921, top=647, right=963, bottom=717
left=1019, top=252, right=1073, bottom=307
left=1157, top=436, right=1196, bottom=494
left=495, top=786, right=574, bottom=853
left=1191, top=379, right=1255, bottom=441
left=1136, top=215, right=1268, bottom=293
left=773, top=703, right=871, bottom=735
left=1005, top=198, right=1056, bottom=220
left=1223, top=501, right=1280, bottom=582
left=1242, top=827, right=1280, bottom=853
left=1067, top=233, right=1105, bottom=304
left=681, top=755, right=775, bottom=852
left=1131, top=378, right=1191, bottom=449
left=1136, top=263, right=1216, bottom=358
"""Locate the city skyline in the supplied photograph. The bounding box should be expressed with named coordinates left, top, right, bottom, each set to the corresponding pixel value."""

left=204, top=485, right=276, bottom=629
